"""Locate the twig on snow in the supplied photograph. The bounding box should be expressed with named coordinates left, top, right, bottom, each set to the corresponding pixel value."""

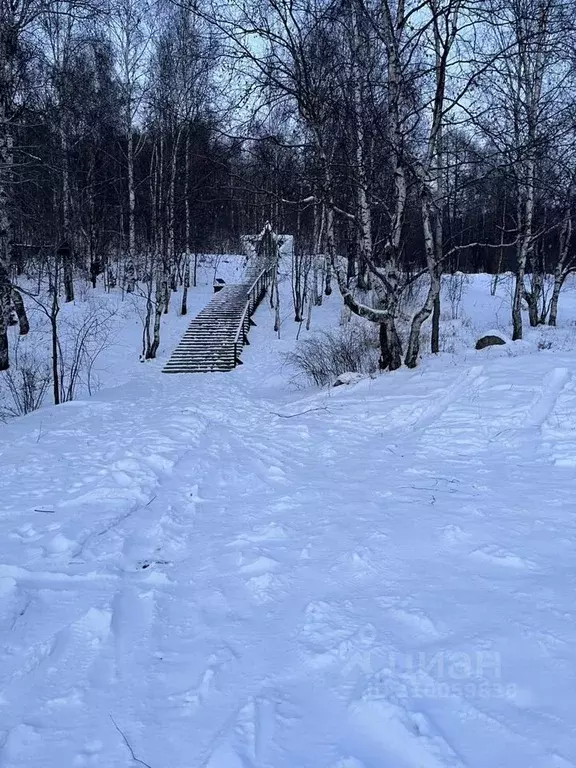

left=269, top=405, right=329, bottom=418
left=110, top=716, right=153, bottom=768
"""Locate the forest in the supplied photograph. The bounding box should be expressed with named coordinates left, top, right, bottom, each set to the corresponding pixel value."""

left=1, top=0, right=575, bottom=379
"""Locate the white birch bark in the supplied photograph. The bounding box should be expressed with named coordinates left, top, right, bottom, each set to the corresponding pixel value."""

left=549, top=195, right=573, bottom=326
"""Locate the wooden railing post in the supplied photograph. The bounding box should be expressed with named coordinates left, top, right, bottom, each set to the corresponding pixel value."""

left=232, top=247, right=279, bottom=367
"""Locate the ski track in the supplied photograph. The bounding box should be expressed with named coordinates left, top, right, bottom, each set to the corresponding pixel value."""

left=2, top=350, right=576, bottom=765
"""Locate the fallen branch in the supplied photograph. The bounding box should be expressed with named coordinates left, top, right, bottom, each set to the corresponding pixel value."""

left=110, top=716, right=153, bottom=768
left=269, top=405, right=329, bottom=418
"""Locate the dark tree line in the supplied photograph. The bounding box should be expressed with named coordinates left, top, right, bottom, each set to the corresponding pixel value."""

left=0, top=0, right=306, bottom=373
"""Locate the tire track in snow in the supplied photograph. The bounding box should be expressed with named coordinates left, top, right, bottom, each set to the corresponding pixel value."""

left=0, top=605, right=112, bottom=755
left=525, top=367, right=571, bottom=428
left=411, top=365, right=485, bottom=432
left=481, top=367, right=573, bottom=459
left=8, top=358, right=575, bottom=767
left=408, top=366, right=572, bottom=460
left=0, top=408, right=221, bottom=768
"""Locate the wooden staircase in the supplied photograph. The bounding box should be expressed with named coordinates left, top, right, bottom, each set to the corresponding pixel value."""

left=162, top=265, right=275, bottom=374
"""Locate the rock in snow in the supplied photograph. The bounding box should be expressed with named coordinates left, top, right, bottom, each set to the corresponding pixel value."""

left=475, top=333, right=506, bottom=350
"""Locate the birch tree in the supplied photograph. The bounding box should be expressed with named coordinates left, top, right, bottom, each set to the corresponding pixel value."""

left=404, top=0, right=463, bottom=367
left=0, top=0, right=37, bottom=369
left=548, top=177, right=575, bottom=326
left=40, top=0, right=94, bottom=303
left=111, top=0, right=152, bottom=293
left=482, top=0, right=574, bottom=339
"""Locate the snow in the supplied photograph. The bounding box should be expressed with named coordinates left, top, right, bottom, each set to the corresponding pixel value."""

left=333, top=372, right=368, bottom=387
left=1, top=254, right=247, bottom=403
left=2, top=268, right=576, bottom=767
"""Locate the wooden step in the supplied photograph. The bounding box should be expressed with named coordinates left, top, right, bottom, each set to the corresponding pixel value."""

left=162, top=263, right=275, bottom=373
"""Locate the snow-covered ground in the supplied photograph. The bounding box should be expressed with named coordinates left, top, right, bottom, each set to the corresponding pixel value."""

left=1, top=266, right=576, bottom=767
left=0, top=254, right=248, bottom=410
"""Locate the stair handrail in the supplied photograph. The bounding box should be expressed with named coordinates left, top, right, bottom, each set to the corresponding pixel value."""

left=232, top=262, right=276, bottom=359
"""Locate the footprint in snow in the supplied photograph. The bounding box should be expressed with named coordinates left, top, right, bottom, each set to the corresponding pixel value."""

left=228, top=522, right=289, bottom=549
left=203, top=695, right=277, bottom=767
left=344, top=696, right=463, bottom=768
left=239, top=556, right=284, bottom=603
left=470, top=544, right=536, bottom=570
left=239, top=555, right=280, bottom=576
left=388, top=607, right=443, bottom=641
left=72, top=739, right=104, bottom=767
left=44, top=532, right=76, bottom=555
left=440, top=524, right=471, bottom=545
left=350, top=550, right=373, bottom=572
left=9, top=523, right=41, bottom=542
left=298, top=602, right=378, bottom=673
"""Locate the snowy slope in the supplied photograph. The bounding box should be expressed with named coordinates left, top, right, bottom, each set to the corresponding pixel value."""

left=1, top=254, right=247, bottom=403
left=1, top=273, right=576, bottom=767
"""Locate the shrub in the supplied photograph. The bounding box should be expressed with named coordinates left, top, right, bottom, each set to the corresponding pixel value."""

left=285, top=323, right=379, bottom=387
left=0, top=351, right=50, bottom=421
left=445, top=272, right=469, bottom=320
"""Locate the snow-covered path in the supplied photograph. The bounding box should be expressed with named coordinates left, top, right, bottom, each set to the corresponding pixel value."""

left=2, top=314, right=576, bottom=766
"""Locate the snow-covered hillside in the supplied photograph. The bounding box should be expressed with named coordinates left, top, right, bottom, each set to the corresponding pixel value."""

left=1, top=269, right=576, bottom=767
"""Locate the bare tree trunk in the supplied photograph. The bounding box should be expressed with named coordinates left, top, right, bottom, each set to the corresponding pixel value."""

left=350, top=0, right=372, bottom=293
left=125, top=120, right=137, bottom=293
left=50, top=284, right=60, bottom=405
left=166, top=127, right=183, bottom=314
left=512, top=161, right=536, bottom=340
left=313, top=202, right=324, bottom=305
left=430, top=138, right=444, bottom=355
left=274, top=273, right=281, bottom=335
left=141, top=262, right=153, bottom=359
left=549, top=201, right=572, bottom=326
left=163, top=278, right=170, bottom=314
left=147, top=271, right=165, bottom=359
left=379, top=316, right=402, bottom=371
left=0, top=77, right=13, bottom=370
left=511, top=270, right=524, bottom=340
left=0, top=264, right=9, bottom=371
left=405, top=276, right=441, bottom=368
left=549, top=274, right=565, bottom=327
left=193, top=252, right=198, bottom=288
left=405, top=200, right=441, bottom=368
left=431, top=292, right=440, bottom=353
left=292, top=203, right=309, bottom=321
left=324, top=255, right=332, bottom=296
left=181, top=256, right=190, bottom=315
left=525, top=269, right=543, bottom=327
left=513, top=223, right=532, bottom=340
left=312, top=255, right=321, bottom=307
left=60, top=122, right=74, bottom=303
left=305, top=284, right=313, bottom=330
left=509, top=0, right=547, bottom=341
left=183, top=124, right=191, bottom=304
left=491, top=201, right=507, bottom=296
left=11, top=288, right=29, bottom=335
